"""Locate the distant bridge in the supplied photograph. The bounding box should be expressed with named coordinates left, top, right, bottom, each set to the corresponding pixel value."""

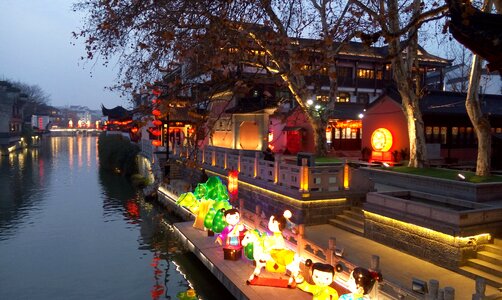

left=49, top=128, right=103, bottom=136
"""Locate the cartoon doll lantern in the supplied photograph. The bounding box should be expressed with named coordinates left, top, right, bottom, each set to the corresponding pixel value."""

left=296, top=259, right=344, bottom=300
left=339, top=267, right=383, bottom=300
left=244, top=210, right=302, bottom=288
left=216, top=208, right=246, bottom=260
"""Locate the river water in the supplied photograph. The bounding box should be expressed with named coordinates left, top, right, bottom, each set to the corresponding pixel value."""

left=0, top=136, right=235, bottom=300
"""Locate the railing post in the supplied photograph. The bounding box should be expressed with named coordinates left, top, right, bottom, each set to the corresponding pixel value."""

left=212, top=148, right=216, bottom=166
left=428, top=279, right=439, bottom=300
left=297, top=224, right=305, bottom=257
left=300, top=158, right=309, bottom=192
left=370, top=255, right=381, bottom=299
left=472, top=277, right=486, bottom=300
left=327, top=237, right=336, bottom=265
left=238, top=150, right=242, bottom=173
left=444, top=287, right=455, bottom=300
left=254, top=152, right=259, bottom=178
left=202, top=147, right=205, bottom=164
left=255, top=205, right=261, bottom=229
left=224, top=151, right=228, bottom=169
left=274, top=154, right=281, bottom=184
left=239, top=198, right=245, bottom=215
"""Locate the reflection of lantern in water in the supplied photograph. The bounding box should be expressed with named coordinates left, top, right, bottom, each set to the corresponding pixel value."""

left=371, top=128, right=393, bottom=152
left=126, top=200, right=140, bottom=220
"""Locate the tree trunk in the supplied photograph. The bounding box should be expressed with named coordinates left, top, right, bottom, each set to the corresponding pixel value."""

left=466, top=0, right=493, bottom=177
left=312, top=118, right=328, bottom=157
left=388, top=0, right=428, bottom=168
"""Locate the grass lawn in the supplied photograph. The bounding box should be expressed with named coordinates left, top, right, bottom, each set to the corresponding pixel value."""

left=315, top=157, right=342, bottom=164
left=386, top=166, right=502, bottom=183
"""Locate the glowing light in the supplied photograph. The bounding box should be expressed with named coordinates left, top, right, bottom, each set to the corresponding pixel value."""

left=383, top=162, right=390, bottom=168
left=343, top=163, right=349, bottom=190
left=152, top=109, right=161, bottom=117
left=364, top=211, right=492, bottom=246
left=131, top=127, right=138, bottom=133
left=228, top=170, right=239, bottom=199
left=358, top=113, right=364, bottom=119
left=371, top=128, right=393, bottom=152
left=306, top=99, right=314, bottom=106
left=152, top=119, right=162, bottom=126
left=152, top=140, right=162, bottom=147
left=458, top=173, right=466, bottom=181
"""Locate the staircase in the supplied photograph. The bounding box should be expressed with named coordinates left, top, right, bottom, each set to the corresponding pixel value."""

left=460, top=238, right=502, bottom=288
left=329, top=208, right=365, bottom=236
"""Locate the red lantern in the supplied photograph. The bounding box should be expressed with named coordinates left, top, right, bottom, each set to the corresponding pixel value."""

left=152, top=98, right=160, bottom=104
left=152, top=119, right=162, bottom=126
left=152, top=89, right=161, bottom=96
left=152, top=109, right=161, bottom=117
left=228, top=170, right=239, bottom=200
left=131, top=127, right=138, bottom=133
left=151, top=129, right=162, bottom=136
left=152, top=140, right=162, bottom=147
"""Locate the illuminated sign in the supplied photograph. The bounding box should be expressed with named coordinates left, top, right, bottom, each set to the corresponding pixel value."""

left=371, top=128, right=393, bottom=152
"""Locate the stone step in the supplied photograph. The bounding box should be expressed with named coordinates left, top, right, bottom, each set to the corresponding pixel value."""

left=482, top=244, right=502, bottom=256
left=459, top=266, right=502, bottom=288
left=336, top=214, right=364, bottom=228
left=478, top=251, right=502, bottom=266
left=329, top=218, right=364, bottom=236
left=466, top=259, right=502, bottom=278
left=343, top=210, right=364, bottom=222
left=494, top=238, right=502, bottom=247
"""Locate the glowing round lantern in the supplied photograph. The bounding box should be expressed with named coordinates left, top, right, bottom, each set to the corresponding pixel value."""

left=152, top=140, right=162, bottom=147
left=152, top=98, right=160, bottom=104
left=151, top=129, right=162, bottom=136
left=131, top=127, right=139, bottom=133
left=152, top=89, right=161, bottom=96
left=152, top=119, right=162, bottom=126
left=152, top=109, right=161, bottom=117
left=371, top=128, right=393, bottom=152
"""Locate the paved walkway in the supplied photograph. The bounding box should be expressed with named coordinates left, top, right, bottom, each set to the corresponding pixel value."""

left=163, top=179, right=502, bottom=299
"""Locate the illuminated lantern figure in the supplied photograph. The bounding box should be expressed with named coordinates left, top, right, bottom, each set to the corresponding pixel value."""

left=216, top=208, right=246, bottom=260
left=370, top=128, right=393, bottom=163
left=227, top=170, right=239, bottom=202
left=243, top=210, right=302, bottom=288
left=339, top=267, right=382, bottom=300
left=296, top=259, right=343, bottom=300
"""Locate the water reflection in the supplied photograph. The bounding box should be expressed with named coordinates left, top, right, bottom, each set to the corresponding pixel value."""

left=1, top=136, right=235, bottom=299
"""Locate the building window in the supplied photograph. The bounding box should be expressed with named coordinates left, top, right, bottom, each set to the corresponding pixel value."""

left=441, top=127, right=447, bottom=144
left=426, top=126, right=432, bottom=141
left=452, top=127, right=458, bottom=144
left=337, top=66, right=353, bottom=78
left=316, top=95, right=329, bottom=102
left=357, top=69, right=374, bottom=79
left=337, top=92, right=350, bottom=102
left=433, top=126, right=440, bottom=142
left=357, top=93, right=369, bottom=104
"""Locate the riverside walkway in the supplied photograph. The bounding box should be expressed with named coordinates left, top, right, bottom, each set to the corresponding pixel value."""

left=163, top=180, right=502, bottom=300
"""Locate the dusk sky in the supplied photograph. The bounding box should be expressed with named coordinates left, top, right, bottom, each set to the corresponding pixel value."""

left=0, top=0, right=128, bottom=111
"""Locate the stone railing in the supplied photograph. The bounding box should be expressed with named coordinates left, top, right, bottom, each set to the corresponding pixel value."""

left=172, top=145, right=347, bottom=199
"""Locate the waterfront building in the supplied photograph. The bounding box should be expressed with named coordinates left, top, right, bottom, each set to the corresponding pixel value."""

left=0, top=81, right=27, bottom=155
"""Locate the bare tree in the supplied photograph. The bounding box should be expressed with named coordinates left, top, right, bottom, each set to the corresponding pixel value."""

left=352, top=0, right=448, bottom=167
left=465, top=0, right=496, bottom=176
left=73, top=0, right=361, bottom=156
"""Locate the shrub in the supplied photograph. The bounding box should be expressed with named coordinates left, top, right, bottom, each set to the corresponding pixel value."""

left=98, top=133, right=140, bottom=176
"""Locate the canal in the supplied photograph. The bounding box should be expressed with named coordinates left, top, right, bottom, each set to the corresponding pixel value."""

left=0, top=136, right=235, bottom=300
